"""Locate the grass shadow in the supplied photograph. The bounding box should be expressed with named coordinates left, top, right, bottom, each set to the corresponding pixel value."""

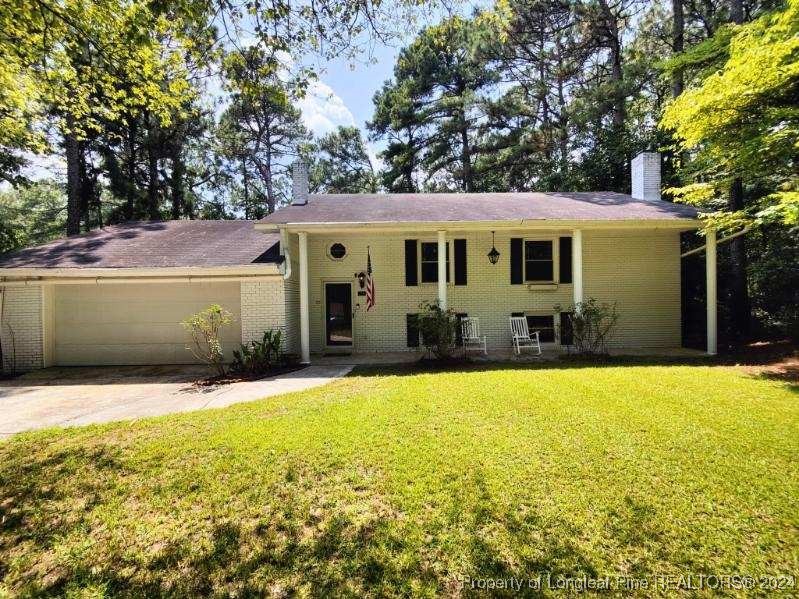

left=348, top=340, right=797, bottom=380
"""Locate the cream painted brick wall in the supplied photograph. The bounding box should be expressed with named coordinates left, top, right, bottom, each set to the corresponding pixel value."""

left=0, top=286, right=44, bottom=372
left=296, top=229, right=681, bottom=353
left=240, top=279, right=287, bottom=348
left=583, top=230, right=681, bottom=348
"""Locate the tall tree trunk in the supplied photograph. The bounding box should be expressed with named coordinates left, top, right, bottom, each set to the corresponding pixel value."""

left=264, top=147, right=276, bottom=215
left=460, top=121, right=473, bottom=192
left=730, top=0, right=743, bottom=24
left=403, top=127, right=417, bottom=192
left=170, top=141, right=185, bottom=220
left=241, top=156, right=251, bottom=220
left=598, top=0, right=626, bottom=190
left=672, top=0, right=685, bottom=97
left=555, top=37, right=569, bottom=175
left=726, top=0, right=749, bottom=341
left=728, top=180, right=750, bottom=340
left=454, top=79, right=473, bottom=192
left=125, top=117, right=137, bottom=220
left=64, top=120, right=81, bottom=236
left=78, top=139, right=92, bottom=231
left=146, top=119, right=160, bottom=220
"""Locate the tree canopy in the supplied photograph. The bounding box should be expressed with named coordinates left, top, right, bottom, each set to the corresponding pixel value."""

left=661, top=0, right=799, bottom=229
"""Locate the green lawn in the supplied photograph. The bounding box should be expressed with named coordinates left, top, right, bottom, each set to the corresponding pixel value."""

left=1, top=363, right=797, bottom=597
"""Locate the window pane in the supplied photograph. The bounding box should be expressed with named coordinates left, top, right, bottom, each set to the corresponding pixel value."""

left=525, top=261, right=553, bottom=281
left=421, top=242, right=437, bottom=262
left=421, top=262, right=438, bottom=283
left=525, top=241, right=552, bottom=260
left=526, top=315, right=555, bottom=343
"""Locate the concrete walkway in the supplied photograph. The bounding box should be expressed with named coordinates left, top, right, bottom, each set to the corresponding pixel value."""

left=0, top=364, right=353, bottom=439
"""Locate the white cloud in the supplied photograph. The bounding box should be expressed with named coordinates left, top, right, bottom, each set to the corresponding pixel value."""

left=296, top=80, right=357, bottom=137
left=295, top=80, right=384, bottom=172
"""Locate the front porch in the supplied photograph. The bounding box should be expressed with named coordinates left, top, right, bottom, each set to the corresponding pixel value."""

left=279, top=226, right=719, bottom=364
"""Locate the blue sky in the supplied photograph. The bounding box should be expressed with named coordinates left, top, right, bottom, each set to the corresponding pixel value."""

left=298, top=45, right=399, bottom=139
left=296, top=1, right=487, bottom=162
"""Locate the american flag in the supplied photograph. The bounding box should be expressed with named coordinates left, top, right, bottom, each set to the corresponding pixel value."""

left=365, top=246, right=375, bottom=311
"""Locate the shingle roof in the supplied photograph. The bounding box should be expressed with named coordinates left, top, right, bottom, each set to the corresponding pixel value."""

left=0, top=220, right=280, bottom=269
left=259, top=192, right=698, bottom=225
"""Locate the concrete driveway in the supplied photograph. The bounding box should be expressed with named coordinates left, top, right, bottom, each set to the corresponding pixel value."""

left=0, top=364, right=353, bottom=439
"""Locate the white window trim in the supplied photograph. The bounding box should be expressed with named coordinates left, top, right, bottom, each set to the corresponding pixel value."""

left=326, top=243, right=348, bottom=262
left=523, top=237, right=559, bottom=284
left=419, top=239, right=451, bottom=285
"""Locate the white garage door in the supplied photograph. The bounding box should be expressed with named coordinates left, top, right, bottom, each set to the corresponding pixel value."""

left=54, top=282, right=242, bottom=366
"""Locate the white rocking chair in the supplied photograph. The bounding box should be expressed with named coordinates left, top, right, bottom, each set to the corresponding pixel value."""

left=510, top=316, right=542, bottom=356
left=461, top=317, right=487, bottom=355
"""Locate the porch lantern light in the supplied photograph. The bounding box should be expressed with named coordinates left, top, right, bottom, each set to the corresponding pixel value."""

left=487, top=231, right=500, bottom=265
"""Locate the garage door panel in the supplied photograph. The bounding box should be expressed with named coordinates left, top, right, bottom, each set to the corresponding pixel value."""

left=58, top=323, right=187, bottom=345
left=54, top=343, right=188, bottom=366
left=54, top=282, right=242, bottom=366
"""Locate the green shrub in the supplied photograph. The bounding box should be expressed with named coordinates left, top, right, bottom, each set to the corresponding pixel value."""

left=181, top=304, right=233, bottom=376
left=232, top=329, right=284, bottom=375
left=417, top=301, right=458, bottom=359
left=555, top=298, right=619, bottom=355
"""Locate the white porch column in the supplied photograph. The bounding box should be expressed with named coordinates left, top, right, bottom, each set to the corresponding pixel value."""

left=298, top=231, right=311, bottom=364
left=572, top=229, right=583, bottom=308
left=437, top=230, right=447, bottom=309
left=706, top=228, right=718, bottom=355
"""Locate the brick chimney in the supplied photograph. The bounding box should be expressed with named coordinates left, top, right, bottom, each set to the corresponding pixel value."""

left=631, top=152, right=661, bottom=202
left=292, top=160, right=309, bottom=205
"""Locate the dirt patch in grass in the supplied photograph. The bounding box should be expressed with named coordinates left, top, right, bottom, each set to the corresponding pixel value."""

left=739, top=352, right=799, bottom=382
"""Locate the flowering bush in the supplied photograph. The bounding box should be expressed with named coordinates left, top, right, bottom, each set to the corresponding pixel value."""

left=417, top=301, right=458, bottom=359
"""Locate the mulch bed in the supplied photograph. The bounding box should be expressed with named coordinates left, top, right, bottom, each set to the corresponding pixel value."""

left=194, top=363, right=308, bottom=387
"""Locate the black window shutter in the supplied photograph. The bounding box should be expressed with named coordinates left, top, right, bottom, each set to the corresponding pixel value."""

left=404, top=240, right=418, bottom=286
left=560, top=312, right=574, bottom=345
left=406, top=314, right=420, bottom=347
left=559, top=237, right=573, bottom=283
left=454, top=239, right=467, bottom=285
left=510, top=238, right=523, bottom=284
left=511, top=312, right=524, bottom=318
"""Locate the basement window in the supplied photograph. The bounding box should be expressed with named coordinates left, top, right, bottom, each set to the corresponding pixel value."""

left=526, top=314, right=556, bottom=343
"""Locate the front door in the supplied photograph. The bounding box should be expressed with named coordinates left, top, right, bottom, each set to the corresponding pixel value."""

left=325, top=283, right=353, bottom=347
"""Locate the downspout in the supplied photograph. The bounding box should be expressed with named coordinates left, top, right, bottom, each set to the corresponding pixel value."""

left=280, top=228, right=292, bottom=280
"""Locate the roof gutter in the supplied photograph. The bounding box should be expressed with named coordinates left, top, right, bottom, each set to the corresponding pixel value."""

left=0, top=274, right=281, bottom=287
left=0, top=265, right=282, bottom=286
left=256, top=218, right=699, bottom=233
left=0, top=264, right=280, bottom=279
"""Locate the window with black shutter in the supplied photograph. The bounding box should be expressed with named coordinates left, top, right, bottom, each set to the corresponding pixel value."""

left=510, top=238, right=523, bottom=284
left=420, top=241, right=450, bottom=283
left=559, top=237, right=572, bottom=283
left=406, top=314, right=420, bottom=347
left=524, top=240, right=554, bottom=282
left=454, top=239, right=467, bottom=285
left=404, top=240, right=418, bottom=286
